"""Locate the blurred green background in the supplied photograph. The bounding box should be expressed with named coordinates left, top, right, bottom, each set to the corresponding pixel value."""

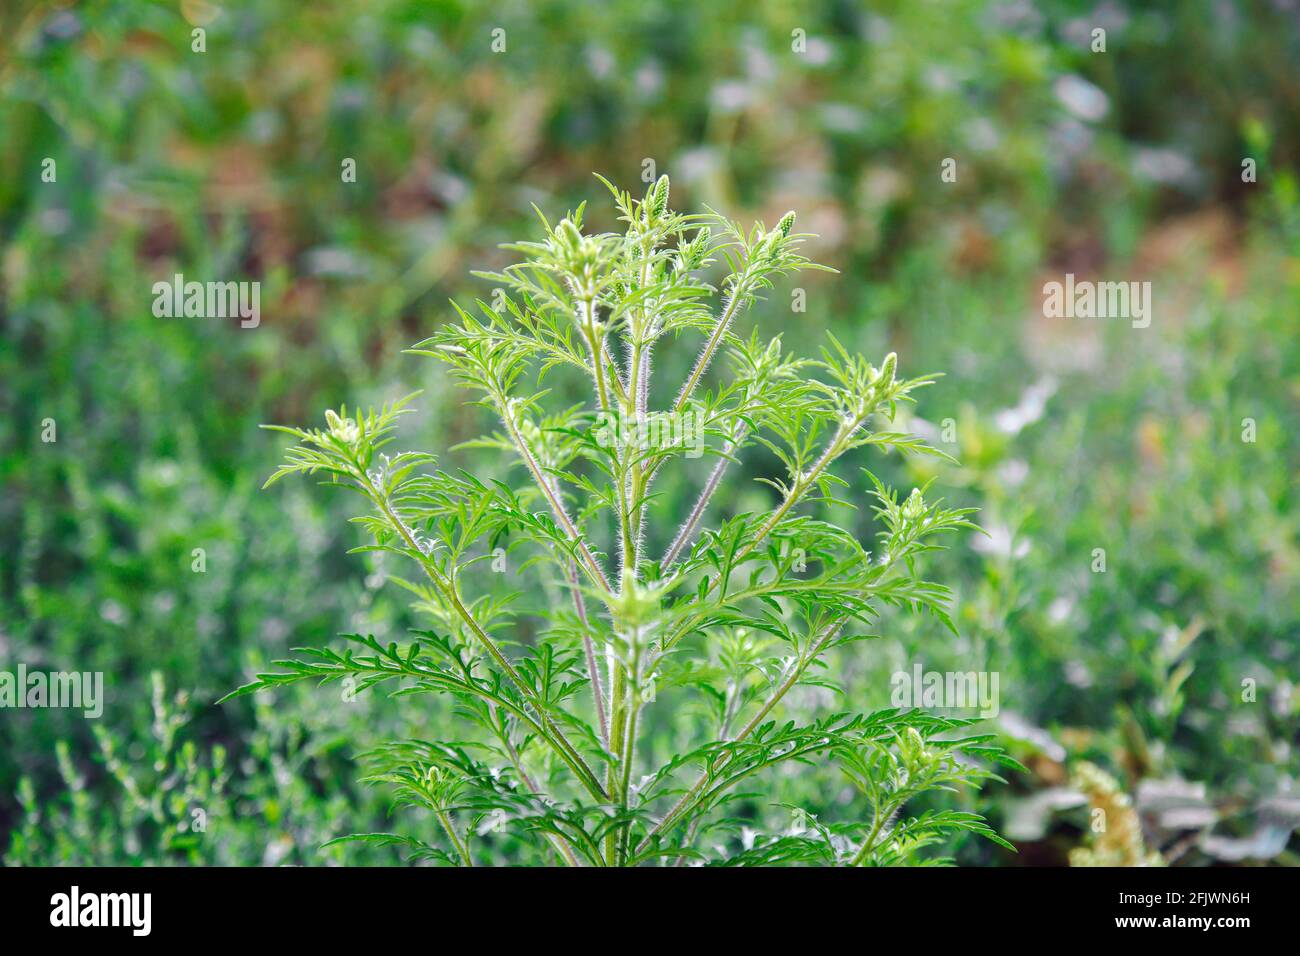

left=1, top=0, right=1297, bottom=865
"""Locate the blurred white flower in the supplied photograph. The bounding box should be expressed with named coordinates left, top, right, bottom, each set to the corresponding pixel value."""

left=995, top=376, right=1057, bottom=434
left=585, top=45, right=614, bottom=79
left=972, top=523, right=1029, bottom=559
left=1048, top=595, right=1075, bottom=624
left=711, top=80, right=754, bottom=113
left=1054, top=74, right=1109, bottom=121
left=997, top=458, right=1029, bottom=487
left=1134, top=147, right=1198, bottom=187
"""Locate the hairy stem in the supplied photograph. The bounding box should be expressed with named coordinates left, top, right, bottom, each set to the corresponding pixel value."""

left=604, top=664, right=626, bottom=866
left=361, top=473, right=607, bottom=802
left=564, top=562, right=609, bottom=748
left=661, top=425, right=748, bottom=569
left=655, top=417, right=856, bottom=658
left=848, top=802, right=889, bottom=867
left=615, top=614, right=647, bottom=865
left=497, top=398, right=613, bottom=595
left=603, top=340, right=629, bottom=406
left=671, top=283, right=747, bottom=418
left=578, top=297, right=612, bottom=414
left=435, top=809, right=472, bottom=867
left=492, top=705, right=582, bottom=866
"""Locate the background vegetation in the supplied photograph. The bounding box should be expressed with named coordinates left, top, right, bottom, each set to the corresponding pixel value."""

left=1, top=0, right=1296, bottom=865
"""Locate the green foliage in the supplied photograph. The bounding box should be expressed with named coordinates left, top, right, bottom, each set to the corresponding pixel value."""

left=876, top=236, right=1300, bottom=864
left=5, top=673, right=224, bottom=866
left=4, top=673, right=405, bottom=866
left=234, top=180, right=1016, bottom=865
left=3, top=0, right=1295, bottom=868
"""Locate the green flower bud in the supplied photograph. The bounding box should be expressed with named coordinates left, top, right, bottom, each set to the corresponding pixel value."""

left=678, top=227, right=711, bottom=271
left=557, top=218, right=584, bottom=249
left=651, top=174, right=671, bottom=218
left=877, top=351, right=897, bottom=388
left=325, top=409, right=359, bottom=443
left=903, top=487, right=925, bottom=520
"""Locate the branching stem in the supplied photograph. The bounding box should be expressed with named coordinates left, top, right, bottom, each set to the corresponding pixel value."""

left=496, top=396, right=613, bottom=596
left=564, top=562, right=609, bottom=748
left=636, top=616, right=844, bottom=854
left=661, top=425, right=748, bottom=569
left=360, top=471, right=608, bottom=803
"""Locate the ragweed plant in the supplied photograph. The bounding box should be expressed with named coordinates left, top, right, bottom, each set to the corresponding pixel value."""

left=227, top=176, right=1018, bottom=866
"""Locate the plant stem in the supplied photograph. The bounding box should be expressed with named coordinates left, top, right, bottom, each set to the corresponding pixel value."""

left=564, top=561, right=609, bottom=748
left=602, top=341, right=628, bottom=405
left=615, top=613, right=647, bottom=865
left=661, top=426, right=747, bottom=569
left=361, top=475, right=607, bottom=802
left=848, top=801, right=889, bottom=867
left=493, top=711, right=582, bottom=867
left=636, top=616, right=844, bottom=854
left=618, top=697, right=640, bottom=864
left=497, top=398, right=613, bottom=595
left=436, top=809, right=473, bottom=867
left=670, top=283, right=746, bottom=418
left=579, top=297, right=612, bottom=414
left=604, top=661, right=626, bottom=866
left=655, top=418, right=854, bottom=658
left=615, top=461, right=638, bottom=583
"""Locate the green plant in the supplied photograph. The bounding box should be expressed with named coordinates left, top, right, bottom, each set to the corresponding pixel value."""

left=226, top=176, right=1018, bottom=866
left=1068, top=762, right=1164, bottom=868
left=5, top=671, right=413, bottom=866
left=5, top=673, right=226, bottom=866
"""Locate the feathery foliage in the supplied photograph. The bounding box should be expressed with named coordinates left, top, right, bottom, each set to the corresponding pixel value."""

left=227, top=176, right=1019, bottom=865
